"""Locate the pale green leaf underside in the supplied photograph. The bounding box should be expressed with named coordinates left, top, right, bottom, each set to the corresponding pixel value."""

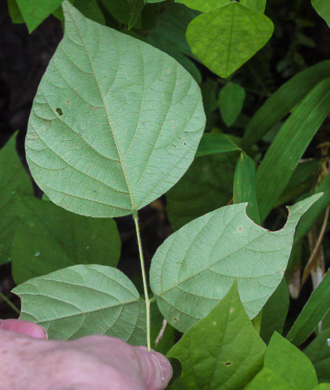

left=14, top=265, right=146, bottom=345
left=186, top=2, right=274, bottom=78
left=26, top=1, right=205, bottom=218
left=150, top=194, right=321, bottom=332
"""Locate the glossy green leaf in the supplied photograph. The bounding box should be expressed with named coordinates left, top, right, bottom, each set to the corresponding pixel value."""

left=260, top=279, right=289, bottom=344
left=240, top=0, right=266, bottom=13
left=256, top=78, right=330, bottom=222
left=233, top=153, right=260, bottom=224
left=168, top=283, right=266, bottom=390
left=196, top=133, right=241, bottom=157
left=219, top=83, right=246, bottom=127
left=12, top=194, right=121, bottom=284
left=7, top=0, right=24, bottom=23
left=175, top=0, right=229, bottom=13
left=26, top=2, right=205, bottom=219
left=150, top=194, right=320, bottom=333
left=0, top=135, right=33, bottom=265
left=295, top=173, right=330, bottom=243
left=312, top=0, right=330, bottom=27
left=304, top=327, right=330, bottom=383
left=242, top=61, right=330, bottom=148
left=15, top=0, right=63, bottom=32
left=14, top=265, right=146, bottom=344
left=265, top=333, right=318, bottom=389
left=147, top=3, right=201, bottom=82
left=286, top=270, right=330, bottom=346
left=245, top=367, right=296, bottom=390
left=186, top=2, right=274, bottom=78
left=166, top=153, right=237, bottom=230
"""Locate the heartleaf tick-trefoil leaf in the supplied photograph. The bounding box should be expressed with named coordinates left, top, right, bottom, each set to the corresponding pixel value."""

left=150, top=194, right=322, bottom=332
left=26, top=1, right=205, bottom=218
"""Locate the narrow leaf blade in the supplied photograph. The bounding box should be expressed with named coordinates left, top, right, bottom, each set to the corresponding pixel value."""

left=256, top=78, right=330, bottom=222
left=242, top=60, right=330, bottom=148
left=286, top=270, right=330, bottom=346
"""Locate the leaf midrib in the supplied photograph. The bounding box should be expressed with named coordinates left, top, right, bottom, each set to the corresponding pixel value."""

left=69, top=8, right=136, bottom=212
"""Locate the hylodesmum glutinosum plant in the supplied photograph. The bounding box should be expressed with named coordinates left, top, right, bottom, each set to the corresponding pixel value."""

left=13, top=0, right=321, bottom=356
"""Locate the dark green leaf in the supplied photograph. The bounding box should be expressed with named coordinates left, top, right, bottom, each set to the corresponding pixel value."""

left=295, top=173, right=330, bottom=243
left=233, top=153, right=260, bottom=224
left=311, top=0, right=330, bottom=27
left=264, top=333, right=318, bottom=389
left=219, top=82, right=246, bottom=127
left=276, top=160, right=321, bottom=207
left=245, top=367, right=296, bottom=390
left=0, top=135, right=33, bottom=265
left=16, top=0, right=63, bottom=32
left=186, top=2, right=274, bottom=78
left=167, top=283, right=266, bottom=390
left=286, top=271, right=330, bottom=346
left=256, top=78, right=330, bottom=222
left=12, top=194, right=121, bottom=284
left=304, top=327, right=330, bottom=383
left=7, top=0, right=24, bottom=23
left=260, top=279, right=289, bottom=344
left=248, top=333, right=318, bottom=389
left=127, top=0, right=144, bottom=29
left=166, top=153, right=237, bottom=230
left=196, top=133, right=241, bottom=157
left=242, top=61, right=330, bottom=149
left=147, top=3, right=201, bottom=82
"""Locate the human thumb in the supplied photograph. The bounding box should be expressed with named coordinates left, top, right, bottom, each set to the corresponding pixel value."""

left=135, top=346, right=173, bottom=390
left=0, top=319, right=48, bottom=339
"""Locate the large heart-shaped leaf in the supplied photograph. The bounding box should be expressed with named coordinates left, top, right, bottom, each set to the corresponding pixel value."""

left=26, top=1, right=205, bottom=218
left=0, top=134, right=33, bottom=265
left=150, top=194, right=321, bottom=332
left=14, top=264, right=146, bottom=345
left=12, top=195, right=121, bottom=284
left=186, top=2, right=274, bottom=78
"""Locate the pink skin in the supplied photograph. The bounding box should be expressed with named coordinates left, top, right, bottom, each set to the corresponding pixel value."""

left=0, top=319, right=172, bottom=390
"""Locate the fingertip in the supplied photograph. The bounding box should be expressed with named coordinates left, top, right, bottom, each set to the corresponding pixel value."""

left=0, top=319, right=48, bottom=340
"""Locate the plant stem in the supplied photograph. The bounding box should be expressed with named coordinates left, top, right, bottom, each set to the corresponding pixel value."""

left=0, top=291, right=20, bottom=315
left=133, top=210, right=151, bottom=351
